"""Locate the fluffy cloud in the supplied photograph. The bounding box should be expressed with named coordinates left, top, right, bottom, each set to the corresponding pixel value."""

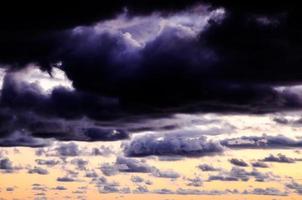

left=116, top=156, right=154, bottom=173
left=100, top=156, right=155, bottom=176
left=124, top=131, right=224, bottom=157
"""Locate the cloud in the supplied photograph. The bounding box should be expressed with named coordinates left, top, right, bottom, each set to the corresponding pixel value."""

left=6, top=187, right=14, bottom=192
left=0, top=0, right=301, bottom=115
left=198, top=164, right=220, bottom=171
left=70, top=158, right=88, bottom=170
left=154, top=188, right=174, bottom=194
left=286, top=181, right=302, bottom=194
left=83, top=128, right=129, bottom=141
left=56, top=143, right=80, bottom=157
left=152, top=169, right=180, bottom=179
left=28, top=167, right=49, bottom=175
left=134, top=186, right=149, bottom=193
left=32, top=184, right=47, bottom=192
left=35, top=159, right=60, bottom=166
left=95, top=176, right=130, bottom=194
left=57, top=176, right=76, bottom=182
left=229, top=158, right=248, bottom=167
left=130, top=176, right=144, bottom=183
left=251, top=161, right=269, bottom=168
left=261, top=153, right=296, bottom=163
left=100, top=156, right=155, bottom=176
left=0, top=130, right=51, bottom=148
left=100, top=163, right=119, bottom=176
left=0, top=69, right=121, bottom=120
left=221, top=135, right=302, bottom=149
left=53, top=186, right=67, bottom=191
left=85, top=171, right=98, bottom=178
left=244, top=188, right=287, bottom=196
left=124, top=131, right=224, bottom=157
left=208, top=167, right=275, bottom=182
left=186, top=177, right=203, bottom=187
left=91, top=146, right=115, bottom=156
left=0, top=157, right=13, bottom=171
left=116, top=156, right=154, bottom=173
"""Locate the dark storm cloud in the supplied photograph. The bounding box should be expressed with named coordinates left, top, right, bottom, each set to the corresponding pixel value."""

left=0, top=73, right=121, bottom=120
left=0, top=75, right=129, bottom=145
left=124, top=131, right=224, bottom=157
left=0, top=0, right=301, bottom=115
left=0, top=0, right=203, bottom=67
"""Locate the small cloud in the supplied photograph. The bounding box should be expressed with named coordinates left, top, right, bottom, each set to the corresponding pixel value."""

left=130, top=176, right=144, bottom=183
left=53, top=186, right=67, bottom=190
left=116, top=156, right=154, bottom=173
left=286, top=181, right=302, bottom=194
left=186, top=177, right=203, bottom=187
left=152, top=169, right=180, bottom=179
left=229, top=158, right=248, bottom=167
left=70, top=158, right=88, bottom=170
left=0, top=157, right=13, bottom=171
left=262, top=154, right=296, bottom=163
left=57, top=176, right=75, bottom=182
left=35, top=159, right=60, bottom=166
left=56, top=143, right=80, bottom=157
left=100, top=163, right=118, bottom=176
left=28, top=167, right=49, bottom=175
left=251, top=161, right=269, bottom=168
left=198, top=164, right=220, bottom=172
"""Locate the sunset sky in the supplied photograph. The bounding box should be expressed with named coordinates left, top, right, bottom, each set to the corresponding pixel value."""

left=0, top=1, right=302, bottom=200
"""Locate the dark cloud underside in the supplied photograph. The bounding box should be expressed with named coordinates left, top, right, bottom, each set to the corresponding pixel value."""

left=0, top=1, right=301, bottom=146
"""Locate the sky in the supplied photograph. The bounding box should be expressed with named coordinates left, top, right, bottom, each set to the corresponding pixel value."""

left=0, top=1, right=302, bottom=200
